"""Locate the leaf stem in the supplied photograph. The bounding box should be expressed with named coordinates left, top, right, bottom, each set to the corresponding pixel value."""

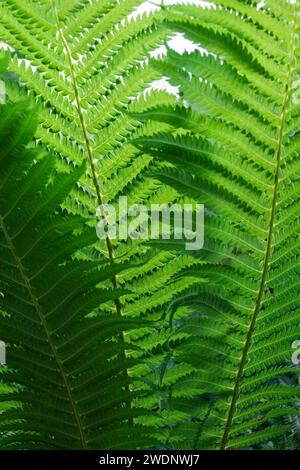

left=51, top=0, right=133, bottom=427
left=220, top=1, right=299, bottom=450
left=0, top=214, right=87, bottom=449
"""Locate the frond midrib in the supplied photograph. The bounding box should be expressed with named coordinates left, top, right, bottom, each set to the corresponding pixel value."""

left=220, top=0, right=299, bottom=450
left=50, top=0, right=132, bottom=421
left=0, top=213, right=87, bottom=449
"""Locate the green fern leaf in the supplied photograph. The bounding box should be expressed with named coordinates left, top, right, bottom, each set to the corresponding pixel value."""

left=134, top=0, right=300, bottom=450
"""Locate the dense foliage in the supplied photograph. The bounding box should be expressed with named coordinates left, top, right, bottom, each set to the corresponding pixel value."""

left=0, top=0, right=299, bottom=450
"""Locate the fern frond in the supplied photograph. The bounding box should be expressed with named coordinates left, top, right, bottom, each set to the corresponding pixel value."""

left=134, top=0, right=300, bottom=449
left=0, top=89, right=155, bottom=450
